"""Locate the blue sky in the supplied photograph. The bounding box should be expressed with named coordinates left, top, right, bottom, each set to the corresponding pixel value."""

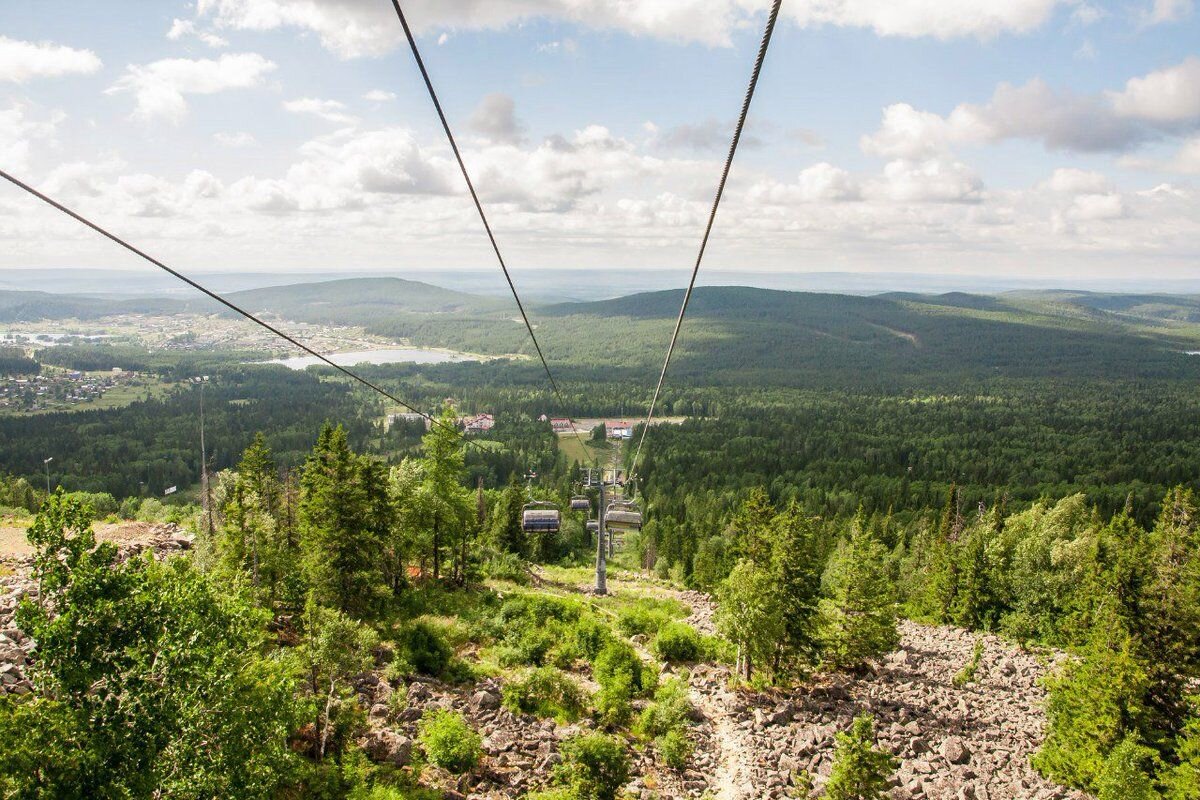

left=0, top=0, right=1198, bottom=281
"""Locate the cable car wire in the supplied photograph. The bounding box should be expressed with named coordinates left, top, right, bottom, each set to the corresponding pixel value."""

left=388, top=0, right=592, bottom=457
left=629, top=0, right=784, bottom=479
left=0, top=168, right=493, bottom=456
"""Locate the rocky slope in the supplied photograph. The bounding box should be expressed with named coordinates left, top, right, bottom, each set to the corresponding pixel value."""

left=0, top=523, right=193, bottom=698
left=0, top=546, right=1088, bottom=800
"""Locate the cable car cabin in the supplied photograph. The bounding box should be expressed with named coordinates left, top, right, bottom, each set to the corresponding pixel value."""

left=522, top=502, right=561, bottom=534
left=570, top=495, right=591, bottom=512
left=605, top=501, right=643, bottom=532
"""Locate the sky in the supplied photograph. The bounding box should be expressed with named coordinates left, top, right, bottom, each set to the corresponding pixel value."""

left=0, top=0, right=1198, bottom=283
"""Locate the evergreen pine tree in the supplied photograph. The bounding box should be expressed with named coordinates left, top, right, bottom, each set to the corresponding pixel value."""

left=824, top=715, right=897, bottom=800
left=1034, top=620, right=1152, bottom=791
left=298, top=424, right=387, bottom=616
left=1096, top=736, right=1162, bottom=800
left=819, top=522, right=900, bottom=670
left=770, top=503, right=824, bottom=670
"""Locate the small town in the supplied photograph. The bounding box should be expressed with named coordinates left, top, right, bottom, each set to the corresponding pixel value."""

left=0, top=367, right=149, bottom=413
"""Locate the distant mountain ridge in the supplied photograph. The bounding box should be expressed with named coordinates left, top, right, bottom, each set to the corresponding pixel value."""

left=227, top=277, right=504, bottom=317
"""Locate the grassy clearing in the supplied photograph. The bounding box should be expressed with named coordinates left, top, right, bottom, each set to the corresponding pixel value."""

left=556, top=434, right=617, bottom=467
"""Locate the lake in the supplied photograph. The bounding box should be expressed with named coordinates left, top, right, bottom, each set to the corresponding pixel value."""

left=266, top=347, right=476, bottom=370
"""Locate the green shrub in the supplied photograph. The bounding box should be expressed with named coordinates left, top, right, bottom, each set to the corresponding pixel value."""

left=1164, top=709, right=1199, bottom=800
left=119, top=497, right=140, bottom=520
left=615, top=600, right=679, bottom=638
left=1034, top=633, right=1150, bottom=791
left=497, top=626, right=558, bottom=667
left=594, top=641, right=645, bottom=695
left=656, top=728, right=693, bottom=771
left=953, top=638, right=985, bottom=688
left=571, top=616, right=614, bottom=661
left=386, top=684, right=408, bottom=721
left=135, top=497, right=166, bottom=522
left=383, top=654, right=415, bottom=684
left=1096, top=737, right=1161, bottom=800
left=417, top=710, right=481, bottom=774
left=481, top=551, right=530, bottom=585
left=824, top=715, right=896, bottom=800
left=503, top=666, right=588, bottom=722
left=595, top=676, right=634, bottom=728
left=652, top=622, right=702, bottom=663
left=636, top=677, right=692, bottom=739
left=499, top=594, right=581, bottom=628
left=554, top=732, right=630, bottom=800
left=65, top=491, right=118, bottom=519
left=399, top=622, right=452, bottom=677
left=593, top=641, right=646, bottom=726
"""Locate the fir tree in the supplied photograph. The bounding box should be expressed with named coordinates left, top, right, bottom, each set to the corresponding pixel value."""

left=299, top=424, right=387, bottom=616
left=824, top=715, right=897, bottom=800
left=819, top=522, right=900, bottom=670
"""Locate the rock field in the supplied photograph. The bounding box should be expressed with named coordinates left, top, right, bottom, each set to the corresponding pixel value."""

left=0, top=540, right=1090, bottom=800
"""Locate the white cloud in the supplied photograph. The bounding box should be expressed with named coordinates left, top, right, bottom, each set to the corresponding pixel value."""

left=195, top=0, right=1073, bottom=59
left=43, top=157, right=127, bottom=198
left=538, top=38, right=579, bottom=54
left=0, top=105, right=64, bottom=172
left=778, top=0, right=1067, bottom=40
left=748, top=163, right=861, bottom=203
left=864, top=59, right=1200, bottom=160
left=873, top=158, right=985, bottom=203
left=197, top=0, right=744, bottom=53
left=647, top=118, right=765, bottom=152
left=1109, top=57, right=1200, bottom=123
left=1142, top=0, right=1194, bottom=25
left=107, top=53, right=277, bottom=124
left=1137, top=136, right=1200, bottom=173
left=214, top=131, right=258, bottom=148
left=469, top=94, right=524, bottom=143
left=1039, top=168, right=1111, bottom=194
left=166, top=18, right=230, bottom=47
left=363, top=90, right=396, bottom=103
left=0, top=36, right=102, bottom=83
left=283, top=97, right=359, bottom=126
left=1070, top=3, right=1105, bottom=24
left=860, top=103, right=988, bottom=159
left=1067, top=192, right=1126, bottom=221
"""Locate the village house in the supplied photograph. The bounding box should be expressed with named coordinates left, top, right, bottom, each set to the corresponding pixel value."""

left=463, top=413, right=495, bottom=434
left=606, top=421, right=634, bottom=439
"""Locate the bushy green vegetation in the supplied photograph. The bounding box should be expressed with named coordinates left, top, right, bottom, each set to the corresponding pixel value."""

left=635, top=677, right=695, bottom=770
left=651, top=622, right=703, bottom=663
left=417, top=710, right=481, bottom=773
left=0, top=493, right=299, bottom=799
left=503, top=666, right=588, bottom=722
left=550, top=732, right=630, bottom=800
left=824, top=715, right=897, bottom=800
left=10, top=283, right=1200, bottom=798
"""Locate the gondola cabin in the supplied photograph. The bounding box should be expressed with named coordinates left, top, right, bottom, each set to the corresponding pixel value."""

left=522, top=501, right=561, bottom=533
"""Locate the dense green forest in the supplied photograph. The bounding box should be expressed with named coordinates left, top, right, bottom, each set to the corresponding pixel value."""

left=3, top=411, right=1198, bottom=798
left=3, top=283, right=1200, bottom=796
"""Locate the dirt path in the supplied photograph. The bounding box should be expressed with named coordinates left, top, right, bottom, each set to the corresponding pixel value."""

left=673, top=587, right=758, bottom=799
left=0, top=519, right=182, bottom=560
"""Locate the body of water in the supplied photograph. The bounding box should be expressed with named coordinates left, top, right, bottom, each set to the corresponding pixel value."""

left=266, top=347, right=475, bottom=370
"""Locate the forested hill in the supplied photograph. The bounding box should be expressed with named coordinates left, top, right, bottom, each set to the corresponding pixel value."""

left=0, top=290, right=194, bottom=322
left=227, top=277, right=506, bottom=317
left=540, top=285, right=1200, bottom=386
